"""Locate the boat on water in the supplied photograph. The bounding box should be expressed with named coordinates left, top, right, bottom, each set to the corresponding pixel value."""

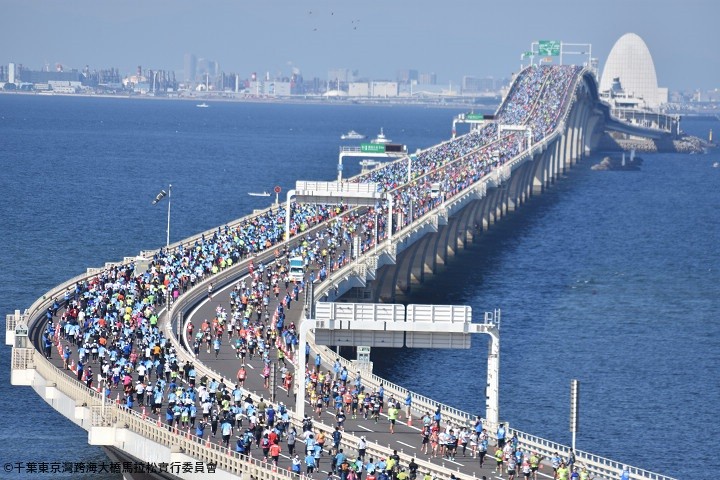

left=370, top=127, right=392, bottom=144
left=341, top=130, right=366, bottom=140
left=248, top=191, right=271, bottom=197
left=196, top=102, right=209, bottom=108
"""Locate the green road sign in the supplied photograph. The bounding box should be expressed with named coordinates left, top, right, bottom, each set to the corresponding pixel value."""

left=538, top=40, right=561, bottom=56
left=361, top=143, right=386, bottom=153
left=522, top=51, right=534, bottom=58
left=466, top=114, right=484, bottom=121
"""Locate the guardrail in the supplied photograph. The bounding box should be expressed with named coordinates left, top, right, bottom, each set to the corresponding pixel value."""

left=28, top=346, right=299, bottom=480
left=9, top=68, right=675, bottom=480
left=300, top=78, right=677, bottom=480
left=164, top=284, right=480, bottom=480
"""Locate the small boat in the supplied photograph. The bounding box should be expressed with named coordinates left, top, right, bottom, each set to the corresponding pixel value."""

left=713, top=162, right=719, bottom=168
left=248, top=191, right=271, bottom=197
left=370, top=127, right=392, bottom=144
left=341, top=130, right=366, bottom=140
left=196, top=102, right=209, bottom=108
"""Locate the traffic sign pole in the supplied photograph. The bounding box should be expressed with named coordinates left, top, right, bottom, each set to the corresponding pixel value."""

left=274, top=185, right=281, bottom=206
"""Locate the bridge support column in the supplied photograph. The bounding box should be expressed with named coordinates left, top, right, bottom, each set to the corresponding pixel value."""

left=558, top=119, right=570, bottom=175
left=506, top=165, right=523, bottom=212
left=551, top=138, right=561, bottom=183
left=409, top=233, right=432, bottom=285
left=423, top=232, right=437, bottom=275
left=433, top=224, right=449, bottom=269
left=577, top=101, right=591, bottom=162
left=532, top=146, right=552, bottom=195
left=498, top=186, right=508, bottom=219
left=566, top=105, right=581, bottom=166
left=455, top=201, right=476, bottom=249
left=467, top=199, right=485, bottom=243
left=519, top=155, right=535, bottom=205
left=443, top=217, right=458, bottom=259
left=483, top=187, right=501, bottom=229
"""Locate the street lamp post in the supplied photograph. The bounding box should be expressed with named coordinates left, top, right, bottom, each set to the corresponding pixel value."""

left=166, top=184, right=172, bottom=249
left=153, top=184, right=173, bottom=335
left=373, top=209, right=379, bottom=254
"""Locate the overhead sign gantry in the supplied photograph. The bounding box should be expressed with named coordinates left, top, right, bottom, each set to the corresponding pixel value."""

left=337, top=143, right=409, bottom=184
left=284, top=180, right=387, bottom=242
left=452, top=113, right=496, bottom=138
left=297, top=303, right=502, bottom=429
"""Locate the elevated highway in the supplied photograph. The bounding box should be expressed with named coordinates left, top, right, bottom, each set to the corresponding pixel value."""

left=7, top=65, right=676, bottom=480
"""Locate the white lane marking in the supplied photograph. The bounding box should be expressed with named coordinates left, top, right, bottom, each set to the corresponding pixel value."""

left=357, top=425, right=374, bottom=432
left=397, top=441, right=416, bottom=449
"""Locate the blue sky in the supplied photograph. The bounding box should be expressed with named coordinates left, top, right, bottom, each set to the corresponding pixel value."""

left=2, top=0, right=717, bottom=91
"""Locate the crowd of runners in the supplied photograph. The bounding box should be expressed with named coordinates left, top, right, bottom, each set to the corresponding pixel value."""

left=37, top=64, right=586, bottom=479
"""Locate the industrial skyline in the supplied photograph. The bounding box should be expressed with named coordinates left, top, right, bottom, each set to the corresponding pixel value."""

left=1, top=0, right=717, bottom=92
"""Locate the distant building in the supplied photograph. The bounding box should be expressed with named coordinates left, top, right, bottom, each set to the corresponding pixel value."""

left=183, top=53, right=197, bottom=85
left=266, top=81, right=292, bottom=96
left=328, top=68, right=353, bottom=84
left=196, top=58, right=219, bottom=88
left=20, top=70, right=83, bottom=85
left=48, top=80, right=81, bottom=93
left=599, top=33, right=668, bottom=109
left=348, top=82, right=370, bottom=97
left=371, top=81, right=398, bottom=97
left=418, top=72, right=437, bottom=85
left=462, top=76, right=498, bottom=94
left=396, top=69, right=419, bottom=84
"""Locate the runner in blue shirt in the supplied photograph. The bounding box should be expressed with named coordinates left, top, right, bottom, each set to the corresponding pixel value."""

left=497, top=424, right=507, bottom=448
left=195, top=421, right=206, bottom=442
left=221, top=418, right=233, bottom=447
left=305, top=453, right=317, bottom=474
left=213, top=337, right=221, bottom=358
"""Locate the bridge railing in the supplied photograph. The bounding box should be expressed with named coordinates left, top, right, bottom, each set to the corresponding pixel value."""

left=299, top=98, right=580, bottom=433
left=21, top=343, right=302, bottom=480
left=93, top=404, right=297, bottom=480
left=164, top=292, right=481, bottom=480
left=301, top=78, right=677, bottom=480
left=307, top=267, right=481, bottom=427
left=510, top=429, right=673, bottom=480
left=12, top=67, right=675, bottom=480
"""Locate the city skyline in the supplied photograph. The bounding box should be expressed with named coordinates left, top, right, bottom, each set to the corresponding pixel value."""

left=1, top=0, right=717, bottom=91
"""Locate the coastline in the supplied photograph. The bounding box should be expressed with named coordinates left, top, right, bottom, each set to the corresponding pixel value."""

left=0, top=89, right=501, bottom=109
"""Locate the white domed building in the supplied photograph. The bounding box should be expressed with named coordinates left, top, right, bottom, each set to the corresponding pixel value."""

left=599, top=33, right=668, bottom=110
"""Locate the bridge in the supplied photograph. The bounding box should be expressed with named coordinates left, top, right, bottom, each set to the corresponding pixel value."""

left=7, top=64, right=676, bottom=480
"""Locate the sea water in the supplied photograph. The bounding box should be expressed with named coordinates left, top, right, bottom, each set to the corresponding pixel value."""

left=0, top=94, right=717, bottom=478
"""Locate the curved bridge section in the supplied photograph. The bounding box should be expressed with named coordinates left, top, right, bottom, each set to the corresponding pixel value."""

left=7, top=65, right=675, bottom=480
left=364, top=68, right=606, bottom=303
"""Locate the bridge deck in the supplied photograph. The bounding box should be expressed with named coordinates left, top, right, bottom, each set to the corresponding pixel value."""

left=18, top=64, right=669, bottom=480
left=43, top=252, right=535, bottom=480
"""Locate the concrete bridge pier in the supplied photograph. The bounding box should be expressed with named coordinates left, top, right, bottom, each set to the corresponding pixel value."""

left=506, top=160, right=534, bottom=212
left=466, top=198, right=486, bottom=243
left=564, top=107, right=579, bottom=167
left=333, top=70, right=611, bottom=309
left=532, top=144, right=555, bottom=195
left=479, top=184, right=500, bottom=231
left=414, top=230, right=436, bottom=282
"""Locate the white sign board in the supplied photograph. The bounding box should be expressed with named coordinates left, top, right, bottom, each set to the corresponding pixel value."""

left=15, top=323, right=29, bottom=337
left=406, top=305, right=472, bottom=324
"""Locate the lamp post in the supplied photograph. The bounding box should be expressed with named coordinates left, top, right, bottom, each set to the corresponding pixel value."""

left=166, top=184, right=172, bottom=248
left=373, top=209, right=379, bottom=254
left=153, top=184, right=173, bottom=333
